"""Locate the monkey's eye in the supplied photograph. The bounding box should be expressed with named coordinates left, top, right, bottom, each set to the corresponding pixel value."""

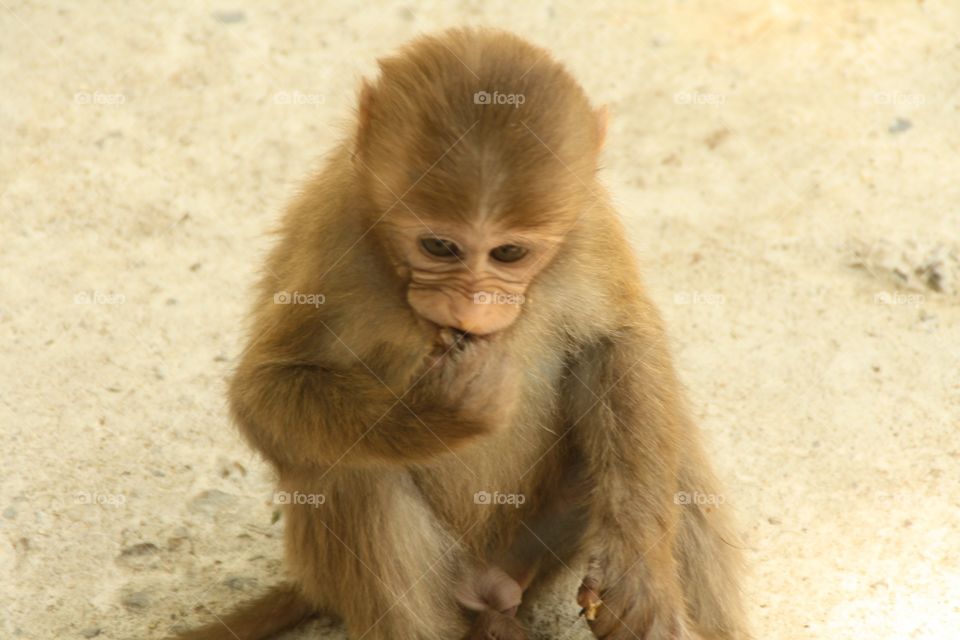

left=489, top=244, right=528, bottom=263
left=420, top=237, right=462, bottom=259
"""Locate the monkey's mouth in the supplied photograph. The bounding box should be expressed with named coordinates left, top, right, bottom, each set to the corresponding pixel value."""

left=451, top=328, right=474, bottom=342
left=450, top=327, right=481, bottom=350
left=435, top=326, right=489, bottom=352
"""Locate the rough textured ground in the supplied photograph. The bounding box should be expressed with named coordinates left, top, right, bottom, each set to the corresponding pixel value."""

left=2, top=1, right=958, bottom=639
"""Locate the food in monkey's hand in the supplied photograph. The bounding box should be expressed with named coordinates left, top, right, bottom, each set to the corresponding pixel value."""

left=584, top=602, right=602, bottom=622
left=437, top=326, right=474, bottom=352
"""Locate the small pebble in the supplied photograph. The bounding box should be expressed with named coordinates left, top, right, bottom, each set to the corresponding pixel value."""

left=888, top=117, right=911, bottom=134
left=189, top=489, right=239, bottom=515
left=119, top=542, right=159, bottom=557
left=213, top=10, right=245, bottom=24
left=122, top=590, right=151, bottom=610
left=225, top=576, right=258, bottom=591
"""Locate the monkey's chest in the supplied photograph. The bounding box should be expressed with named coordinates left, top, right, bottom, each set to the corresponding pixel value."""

left=411, top=390, right=567, bottom=530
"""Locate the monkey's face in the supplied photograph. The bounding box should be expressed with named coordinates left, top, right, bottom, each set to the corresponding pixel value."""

left=387, top=218, right=563, bottom=336
left=355, top=40, right=603, bottom=337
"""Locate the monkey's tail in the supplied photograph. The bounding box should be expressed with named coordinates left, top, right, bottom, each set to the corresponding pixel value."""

left=168, top=582, right=316, bottom=640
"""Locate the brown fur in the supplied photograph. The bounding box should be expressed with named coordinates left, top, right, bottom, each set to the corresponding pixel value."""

left=170, top=27, right=748, bottom=640
left=170, top=583, right=313, bottom=640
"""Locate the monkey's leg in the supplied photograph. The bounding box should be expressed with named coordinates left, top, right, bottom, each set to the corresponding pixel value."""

left=567, top=329, right=751, bottom=640
left=675, top=451, right=749, bottom=640
left=283, top=470, right=471, bottom=640
left=566, top=333, right=691, bottom=639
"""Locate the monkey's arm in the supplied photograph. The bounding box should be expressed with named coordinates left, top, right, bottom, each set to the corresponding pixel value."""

left=566, top=312, right=689, bottom=635
left=229, top=354, right=487, bottom=473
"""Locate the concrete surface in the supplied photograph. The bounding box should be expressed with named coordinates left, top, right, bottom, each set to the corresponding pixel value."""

left=1, top=1, right=958, bottom=639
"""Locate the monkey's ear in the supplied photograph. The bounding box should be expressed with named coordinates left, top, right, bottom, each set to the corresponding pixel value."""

left=354, top=79, right=376, bottom=163
left=595, top=105, right=609, bottom=152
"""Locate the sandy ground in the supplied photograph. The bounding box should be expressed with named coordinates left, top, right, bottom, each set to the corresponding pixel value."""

left=2, top=1, right=959, bottom=638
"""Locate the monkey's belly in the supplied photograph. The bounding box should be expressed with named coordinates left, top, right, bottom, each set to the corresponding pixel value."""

left=410, top=412, right=569, bottom=553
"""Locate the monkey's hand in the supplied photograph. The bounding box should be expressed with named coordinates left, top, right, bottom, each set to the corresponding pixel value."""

left=577, top=555, right=690, bottom=640
left=416, top=332, right=521, bottom=437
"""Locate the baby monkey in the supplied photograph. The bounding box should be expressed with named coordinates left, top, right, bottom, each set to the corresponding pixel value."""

left=170, top=28, right=748, bottom=640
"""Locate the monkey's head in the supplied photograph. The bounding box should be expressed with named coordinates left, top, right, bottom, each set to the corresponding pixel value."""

left=353, top=28, right=606, bottom=337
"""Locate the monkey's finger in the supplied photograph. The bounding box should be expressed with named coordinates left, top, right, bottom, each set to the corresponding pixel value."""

left=584, top=607, right=622, bottom=639
left=577, top=577, right=603, bottom=621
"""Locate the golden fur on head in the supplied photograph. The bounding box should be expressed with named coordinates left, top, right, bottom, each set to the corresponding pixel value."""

left=356, top=28, right=604, bottom=231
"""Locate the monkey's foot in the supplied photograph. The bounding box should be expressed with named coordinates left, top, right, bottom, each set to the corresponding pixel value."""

left=464, top=610, right=528, bottom=640
left=577, top=569, right=685, bottom=640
